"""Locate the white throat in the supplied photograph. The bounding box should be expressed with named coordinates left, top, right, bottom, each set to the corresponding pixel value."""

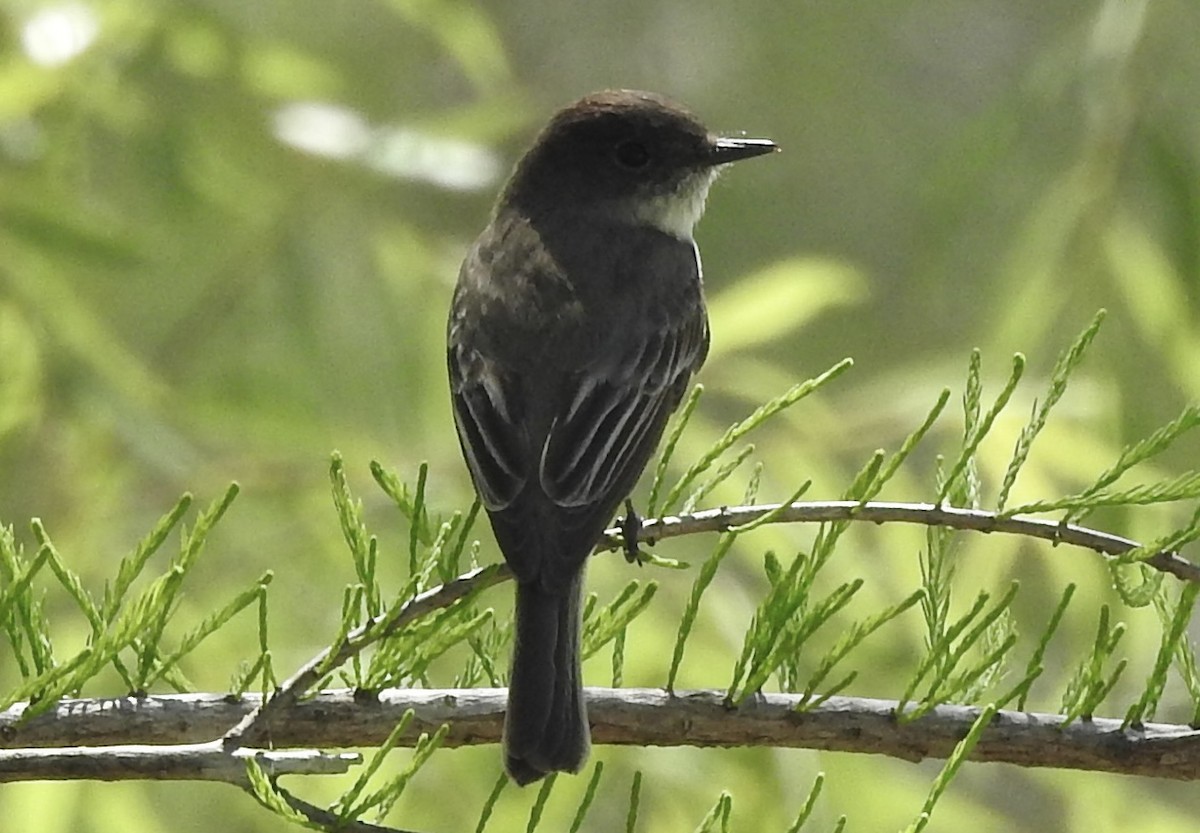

left=628, top=169, right=718, bottom=241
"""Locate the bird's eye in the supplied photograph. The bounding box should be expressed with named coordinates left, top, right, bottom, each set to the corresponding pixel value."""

left=614, top=141, right=651, bottom=169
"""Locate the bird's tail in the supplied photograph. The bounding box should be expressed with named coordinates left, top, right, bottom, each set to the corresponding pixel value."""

left=504, top=567, right=589, bottom=785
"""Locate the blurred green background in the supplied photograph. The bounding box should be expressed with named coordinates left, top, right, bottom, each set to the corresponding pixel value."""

left=3, top=0, right=1200, bottom=830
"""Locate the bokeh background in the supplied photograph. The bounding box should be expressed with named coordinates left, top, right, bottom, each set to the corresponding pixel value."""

left=3, top=0, right=1200, bottom=830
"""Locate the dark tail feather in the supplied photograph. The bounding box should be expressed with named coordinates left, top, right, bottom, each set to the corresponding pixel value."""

left=504, top=568, right=589, bottom=785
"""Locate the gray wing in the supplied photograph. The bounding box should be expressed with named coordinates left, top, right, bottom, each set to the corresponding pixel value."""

left=448, top=309, right=707, bottom=515
left=448, top=344, right=527, bottom=511
left=539, top=316, right=708, bottom=508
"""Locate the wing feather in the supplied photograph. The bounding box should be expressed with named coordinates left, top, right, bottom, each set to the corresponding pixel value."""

left=540, top=312, right=706, bottom=508
left=449, top=348, right=526, bottom=511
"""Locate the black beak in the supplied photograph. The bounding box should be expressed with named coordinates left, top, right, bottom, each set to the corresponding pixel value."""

left=707, top=137, right=779, bottom=165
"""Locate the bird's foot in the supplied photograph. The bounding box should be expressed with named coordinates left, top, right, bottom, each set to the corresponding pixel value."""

left=620, top=499, right=644, bottom=565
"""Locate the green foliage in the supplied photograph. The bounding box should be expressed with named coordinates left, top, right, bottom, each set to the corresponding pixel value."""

left=324, top=453, right=494, bottom=691
left=474, top=775, right=508, bottom=832
left=902, top=704, right=998, bottom=833
left=245, top=759, right=321, bottom=829
left=1014, top=584, right=1076, bottom=711
left=5, top=0, right=1200, bottom=830
left=1003, top=403, right=1200, bottom=519
left=147, top=570, right=273, bottom=690
left=526, top=774, right=557, bottom=833
left=727, top=552, right=863, bottom=704
left=581, top=580, right=658, bottom=661
left=795, top=589, right=923, bottom=710
left=1061, top=605, right=1128, bottom=724
left=656, top=360, right=852, bottom=516
left=692, top=791, right=733, bottom=833
left=997, top=310, right=1107, bottom=511
left=667, top=530, right=739, bottom=692
left=1, top=486, right=261, bottom=716
left=337, top=720, right=450, bottom=824
left=782, top=773, right=833, bottom=833
left=566, top=762, right=605, bottom=833
left=1125, top=581, right=1200, bottom=727
left=0, top=527, right=52, bottom=679
left=899, top=583, right=1020, bottom=720
left=937, top=352, right=1025, bottom=507
left=625, top=771, right=643, bottom=833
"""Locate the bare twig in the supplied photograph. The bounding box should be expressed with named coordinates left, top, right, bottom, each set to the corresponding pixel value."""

left=0, top=739, right=358, bottom=783
left=600, top=501, right=1200, bottom=582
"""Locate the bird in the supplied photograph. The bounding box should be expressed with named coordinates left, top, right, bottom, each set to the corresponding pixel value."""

left=447, top=89, right=777, bottom=784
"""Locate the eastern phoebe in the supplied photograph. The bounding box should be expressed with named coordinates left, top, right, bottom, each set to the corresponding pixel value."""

left=447, top=89, right=776, bottom=784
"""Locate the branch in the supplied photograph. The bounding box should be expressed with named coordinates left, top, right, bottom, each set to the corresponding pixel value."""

left=215, top=501, right=1196, bottom=748
left=0, top=738, right=359, bottom=783
left=6, top=689, right=1200, bottom=781
left=222, top=564, right=508, bottom=748
left=601, top=501, right=1200, bottom=583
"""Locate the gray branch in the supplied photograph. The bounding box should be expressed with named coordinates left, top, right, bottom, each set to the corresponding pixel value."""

left=0, top=737, right=359, bottom=783
left=5, top=689, right=1200, bottom=782
left=601, top=500, right=1200, bottom=582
